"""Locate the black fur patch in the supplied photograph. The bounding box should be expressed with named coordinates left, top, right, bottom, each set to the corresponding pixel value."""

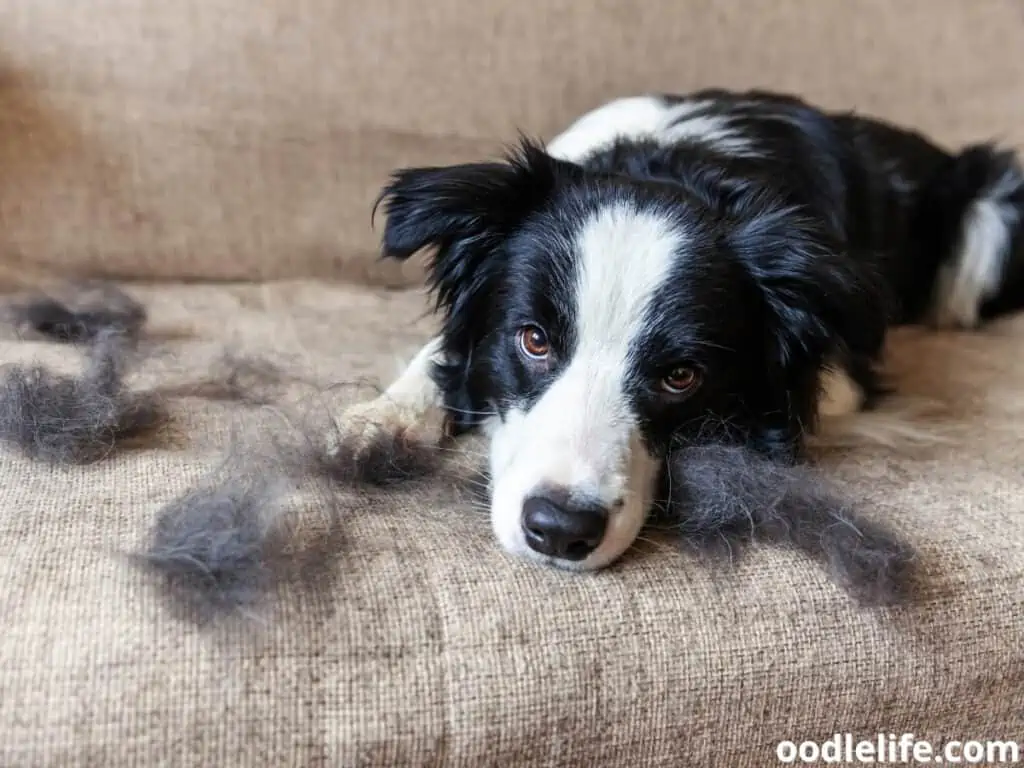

left=138, top=472, right=284, bottom=622
left=0, top=330, right=166, bottom=464
left=317, top=423, right=444, bottom=487
left=664, top=444, right=916, bottom=606
left=137, top=405, right=446, bottom=623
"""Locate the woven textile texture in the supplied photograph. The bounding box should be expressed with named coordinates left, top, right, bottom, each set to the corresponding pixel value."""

left=1, top=282, right=1022, bottom=766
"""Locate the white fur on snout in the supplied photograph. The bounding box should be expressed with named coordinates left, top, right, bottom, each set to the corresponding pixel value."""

left=486, top=203, right=682, bottom=570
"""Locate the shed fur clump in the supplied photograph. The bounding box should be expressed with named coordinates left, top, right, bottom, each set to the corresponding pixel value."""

left=664, top=443, right=916, bottom=606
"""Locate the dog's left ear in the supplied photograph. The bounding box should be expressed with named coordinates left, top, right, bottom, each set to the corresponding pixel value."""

left=731, top=205, right=891, bottom=451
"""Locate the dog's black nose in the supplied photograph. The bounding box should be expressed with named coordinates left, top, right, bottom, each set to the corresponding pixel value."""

left=521, top=490, right=608, bottom=561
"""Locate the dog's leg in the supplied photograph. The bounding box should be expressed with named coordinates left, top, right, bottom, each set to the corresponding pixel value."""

left=817, top=365, right=864, bottom=418
left=812, top=355, right=955, bottom=450
left=820, top=352, right=894, bottom=416
left=326, top=337, right=447, bottom=456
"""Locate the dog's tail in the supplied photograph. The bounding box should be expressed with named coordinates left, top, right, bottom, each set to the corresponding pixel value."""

left=928, top=144, right=1024, bottom=329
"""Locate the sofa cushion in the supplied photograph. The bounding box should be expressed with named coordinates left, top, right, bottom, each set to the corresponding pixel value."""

left=1, top=281, right=1022, bottom=767
left=0, top=0, right=1022, bottom=287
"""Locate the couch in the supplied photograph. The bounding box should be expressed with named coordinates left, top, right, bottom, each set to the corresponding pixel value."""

left=2, top=1, right=1023, bottom=765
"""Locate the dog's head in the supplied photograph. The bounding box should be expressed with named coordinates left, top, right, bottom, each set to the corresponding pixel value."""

left=376, top=140, right=885, bottom=570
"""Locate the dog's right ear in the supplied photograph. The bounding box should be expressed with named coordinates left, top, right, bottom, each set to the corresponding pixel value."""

left=374, top=139, right=574, bottom=434
left=374, top=139, right=572, bottom=316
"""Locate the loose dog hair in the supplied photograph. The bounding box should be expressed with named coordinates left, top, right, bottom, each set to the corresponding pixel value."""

left=0, top=328, right=166, bottom=464
left=0, top=285, right=446, bottom=621
left=664, top=444, right=915, bottom=607
left=136, top=404, right=444, bottom=624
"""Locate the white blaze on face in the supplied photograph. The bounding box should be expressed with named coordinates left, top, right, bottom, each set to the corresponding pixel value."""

left=486, top=202, right=683, bottom=570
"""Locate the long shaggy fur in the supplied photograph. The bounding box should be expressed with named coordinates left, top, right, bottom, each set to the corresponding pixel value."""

left=0, top=284, right=337, bottom=465
left=452, top=439, right=918, bottom=604
left=320, top=426, right=444, bottom=487
left=138, top=406, right=444, bottom=623
left=0, top=329, right=166, bottom=464
left=139, top=470, right=287, bottom=621
left=663, top=444, right=916, bottom=606
left=0, top=285, right=442, bottom=618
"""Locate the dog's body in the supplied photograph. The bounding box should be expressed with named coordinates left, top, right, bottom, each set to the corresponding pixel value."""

left=336, top=89, right=1024, bottom=571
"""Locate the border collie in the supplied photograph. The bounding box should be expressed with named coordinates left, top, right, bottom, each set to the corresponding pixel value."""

left=334, top=89, right=1024, bottom=572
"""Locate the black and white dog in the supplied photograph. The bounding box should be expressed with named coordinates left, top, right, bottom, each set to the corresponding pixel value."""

left=336, top=89, right=1024, bottom=572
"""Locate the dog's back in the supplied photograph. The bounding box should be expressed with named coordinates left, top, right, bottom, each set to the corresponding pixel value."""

left=548, top=89, right=1024, bottom=335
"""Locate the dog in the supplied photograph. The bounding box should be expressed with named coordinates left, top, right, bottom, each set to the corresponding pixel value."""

left=333, top=89, right=1024, bottom=572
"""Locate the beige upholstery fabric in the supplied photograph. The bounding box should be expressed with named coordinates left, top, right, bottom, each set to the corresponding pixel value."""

left=1, top=282, right=1023, bottom=767
left=0, top=0, right=1022, bottom=286
left=2, top=0, right=1024, bottom=764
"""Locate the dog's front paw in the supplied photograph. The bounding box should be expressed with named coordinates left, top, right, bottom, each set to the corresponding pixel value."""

left=322, top=397, right=444, bottom=486
left=817, top=366, right=865, bottom=419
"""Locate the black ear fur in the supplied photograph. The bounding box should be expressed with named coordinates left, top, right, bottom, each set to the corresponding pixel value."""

left=730, top=202, right=890, bottom=452
left=374, top=139, right=571, bottom=319
left=373, top=139, right=573, bottom=431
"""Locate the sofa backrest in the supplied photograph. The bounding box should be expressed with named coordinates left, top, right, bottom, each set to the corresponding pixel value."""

left=0, top=0, right=1021, bottom=288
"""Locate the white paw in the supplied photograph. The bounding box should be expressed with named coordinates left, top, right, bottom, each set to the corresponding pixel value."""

left=932, top=263, right=982, bottom=330
left=817, top=366, right=864, bottom=419
left=324, top=396, right=445, bottom=460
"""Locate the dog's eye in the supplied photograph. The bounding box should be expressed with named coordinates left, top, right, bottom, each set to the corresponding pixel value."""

left=517, top=324, right=550, bottom=359
left=660, top=366, right=700, bottom=395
